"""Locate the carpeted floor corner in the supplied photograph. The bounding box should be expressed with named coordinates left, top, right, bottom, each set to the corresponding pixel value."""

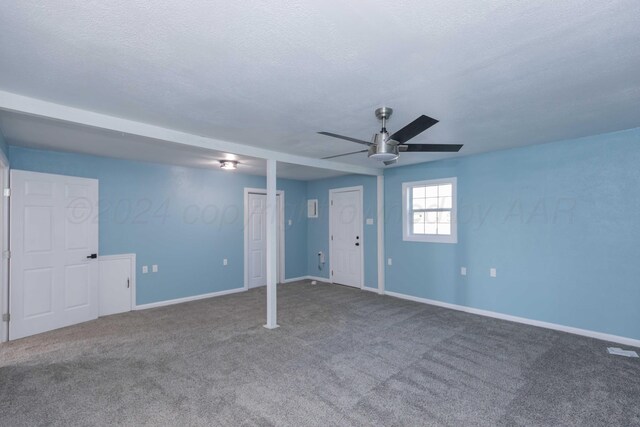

left=1, top=281, right=639, bottom=426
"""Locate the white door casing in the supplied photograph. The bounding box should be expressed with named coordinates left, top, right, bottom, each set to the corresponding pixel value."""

left=9, top=170, right=99, bottom=340
left=244, top=189, right=284, bottom=289
left=99, top=254, right=135, bottom=316
left=0, top=152, right=9, bottom=343
left=329, top=186, right=364, bottom=288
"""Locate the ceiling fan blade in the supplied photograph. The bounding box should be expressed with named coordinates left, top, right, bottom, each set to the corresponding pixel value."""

left=383, top=159, right=397, bottom=166
left=398, top=144, right=463, bottom=152
left=389, top=115, right=439, bottom=144
left=322, top=149, right=368, bottom=160
left=318, top=132, right=371, bottom=146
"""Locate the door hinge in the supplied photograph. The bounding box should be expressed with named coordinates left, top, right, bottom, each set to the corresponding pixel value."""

left=2, top=250, right=10, bottom=260
left=331, top=235, right=333, bottom=241
left=3, top=188, right=10, bottom=197
left=331, top=200, right=333, bottom=206
left=331, top=270, right=334, bottom=276
left=2, top=313, right=9, bottom=322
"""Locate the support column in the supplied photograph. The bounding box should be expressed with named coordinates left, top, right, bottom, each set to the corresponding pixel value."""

left=377, top=175, right=385, bottom=295
left=264, top=159, right=279, bottom=329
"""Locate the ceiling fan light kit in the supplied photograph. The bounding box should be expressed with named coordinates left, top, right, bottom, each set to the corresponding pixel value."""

left=368, top=133, right=399, bottom=161
left=319, top=106, right=463, bottom=165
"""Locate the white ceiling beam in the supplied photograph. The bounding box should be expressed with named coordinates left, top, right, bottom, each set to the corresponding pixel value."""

left=0, top=90, right=382, bottom=176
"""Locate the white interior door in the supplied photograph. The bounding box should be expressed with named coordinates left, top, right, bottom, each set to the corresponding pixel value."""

left=247, top=192, right=282, bottom=288
left=330, top=187, right=363, bottom=288
left=248, top=193, right=267, bottom=288
left=10, top=170, right=99, bottom=340
left=99, top=255, right=133, bottom=316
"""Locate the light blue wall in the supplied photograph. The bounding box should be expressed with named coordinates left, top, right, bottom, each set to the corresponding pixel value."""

left=306, top=174, right=378, bottom=288
left=8, top=147, right=308, bottom=305
left=11, top=127, right=638, bottom=340
left=384, top=127, right=640, bottom=340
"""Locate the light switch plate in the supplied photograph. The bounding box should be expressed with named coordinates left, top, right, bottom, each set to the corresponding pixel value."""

left=152, top=265, right=158, bottom=273
left=461, top=267, right=467, bottom=276
left=387, top=258, right=392, bottom=266
left=142, top=265, right=148, bottom=274
left=490, top=268, right=497, bottom=277
left=223, top=258, right=228, bottom=266
left=288, top=219, right=292, bottom=226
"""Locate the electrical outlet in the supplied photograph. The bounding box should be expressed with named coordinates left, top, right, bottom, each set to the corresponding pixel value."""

left=223, top=258, right=228, bottom=266
left=490, top=268, right=497, bottom=278
left=366, top=218, right=374, bottom=225
left=288, top=219, right=292, bottom=226
left=142, top=265, right=148, bottom=274
left=387, top=258, right=392, bottom=266
left=461, top=267, right=467, bottom=276
left=152, top=265, right=158, bottom=273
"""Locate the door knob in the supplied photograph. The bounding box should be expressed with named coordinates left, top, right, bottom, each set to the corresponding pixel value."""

left=86, top=253, right=98, bottom=259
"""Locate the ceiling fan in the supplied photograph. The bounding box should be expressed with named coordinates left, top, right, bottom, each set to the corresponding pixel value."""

left=318, top=107, right=462, bottom=165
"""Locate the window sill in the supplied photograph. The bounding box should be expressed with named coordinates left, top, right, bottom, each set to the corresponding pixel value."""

left=403, top=235, right=458, bottom=244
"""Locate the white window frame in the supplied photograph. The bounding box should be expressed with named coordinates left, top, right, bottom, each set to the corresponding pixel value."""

left=402, top=177, right=457, bottom=244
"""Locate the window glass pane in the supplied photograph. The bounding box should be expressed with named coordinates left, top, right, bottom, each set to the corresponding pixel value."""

left=425, top=185, right=438, bottom=197
left=425, top=222, right=437, bottom=234
left=425, top=197, right=438, bottom=210
left=437, top=223, right=451, bottom=235
left=438, top=184, right=452, bottom=197
left=412, top=198, right=426, bottom=210
left=426, top=211, right=438, bottom=224
left=438, top=196, right=452, bottom=209
left=413, top=222, right=425, bottom=234
left=438, top=211, right=451, bottom=224
left=404, top=179, right=456, bottom=242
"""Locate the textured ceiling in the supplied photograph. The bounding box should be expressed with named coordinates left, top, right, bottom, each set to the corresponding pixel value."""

left=1, top=0, right=640, bottom=177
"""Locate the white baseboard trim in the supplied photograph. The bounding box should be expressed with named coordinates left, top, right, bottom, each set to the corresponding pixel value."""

left=362, top=286, right=380, bottom=293
left=385, top=290, right=640, bottom=348
left=281, top=276, right=309, bottom=283
left=280, top=275, right=330, bottom=284
left=134, top=287, right=246, bottom=311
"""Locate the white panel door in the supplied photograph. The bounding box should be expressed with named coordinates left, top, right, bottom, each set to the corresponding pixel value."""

left=99, top=256, right=133, bottom=316
left=248, top=193, right=267, bottom=288
left=330, top=188, right=363, bottom=288
left=10, top=170, right=99, bottom=339
left=247, top=193, right=282, bottom=288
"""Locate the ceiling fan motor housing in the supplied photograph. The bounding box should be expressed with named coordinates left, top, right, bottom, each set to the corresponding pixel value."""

left=368, top=132, right=399, bottom=161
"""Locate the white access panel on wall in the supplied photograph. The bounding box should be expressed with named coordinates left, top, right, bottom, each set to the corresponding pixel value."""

left=99, top=254, right=135, bottom=316
left=9, top=170, right=99, bottom=340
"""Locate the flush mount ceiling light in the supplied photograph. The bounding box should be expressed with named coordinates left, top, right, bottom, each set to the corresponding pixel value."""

left=219, top=160, right=238, bottom=170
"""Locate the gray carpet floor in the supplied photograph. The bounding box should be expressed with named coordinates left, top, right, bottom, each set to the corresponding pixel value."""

left=1, top=281, right=639, bottom=426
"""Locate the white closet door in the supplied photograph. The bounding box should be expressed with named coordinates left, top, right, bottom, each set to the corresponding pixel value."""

left=10, top=170, right=99, bottom=339
left=248, top=193, right=267, bottom=288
